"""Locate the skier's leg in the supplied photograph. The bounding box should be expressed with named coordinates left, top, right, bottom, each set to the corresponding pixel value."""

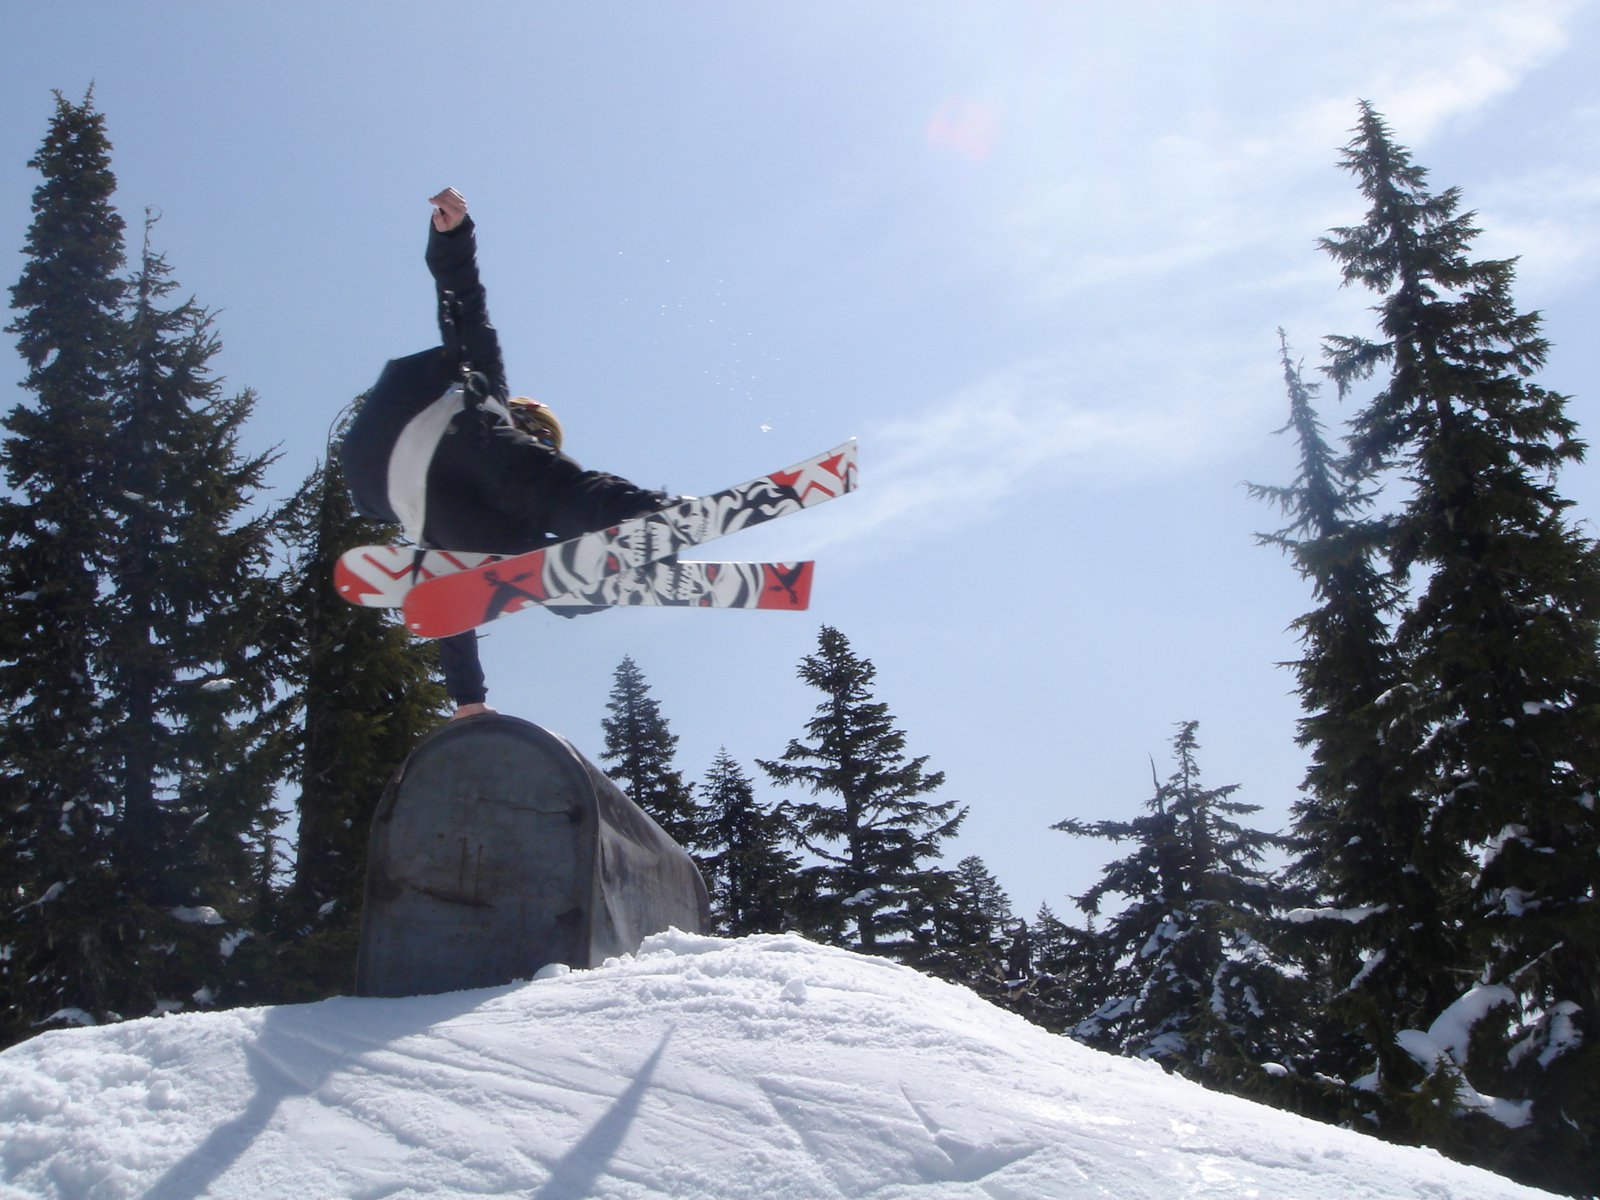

left=436, top=630, right=491, bottom=718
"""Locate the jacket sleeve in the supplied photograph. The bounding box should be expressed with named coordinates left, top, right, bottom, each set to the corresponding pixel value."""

left=425, top=215, right=508, bottom=397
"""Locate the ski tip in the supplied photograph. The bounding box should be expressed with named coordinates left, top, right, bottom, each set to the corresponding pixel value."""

left=827, top=438, right=860, bottom=495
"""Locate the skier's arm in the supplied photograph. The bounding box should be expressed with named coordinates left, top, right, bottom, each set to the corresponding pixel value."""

left=425, top=190, right=507, bottom=396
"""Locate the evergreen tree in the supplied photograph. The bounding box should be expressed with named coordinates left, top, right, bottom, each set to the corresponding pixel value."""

left=268, top=440, right=448, bottom=1000
left=1008, top=903, right=1110, bottom=1035
left=1057, top=723, right=1299, bottom=1089
left=600, top=656, right=697, bottom=848
left=758, top=626, right=965, bottom=960
left=697, top=747, right=798, bottom=936
left=0, top=91, right=132, bottom=1043
left=1312, top=103, right=1600, bottom=1191
left=1, top=93, right=290, bottom=1041
left=1250, top=334, right=1451, bottom=1116
left=923, top=855, right=1015, bottom=1000
left=98, top=211, right=291, bottom=1013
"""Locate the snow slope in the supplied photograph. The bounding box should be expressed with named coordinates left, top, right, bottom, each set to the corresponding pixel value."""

left=0, top=932, right=1556, bottom=1199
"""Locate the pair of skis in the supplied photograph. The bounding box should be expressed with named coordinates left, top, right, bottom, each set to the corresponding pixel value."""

left=337, top=548, right=815, bottom=617
left=334, top=439, right=857, bottom=638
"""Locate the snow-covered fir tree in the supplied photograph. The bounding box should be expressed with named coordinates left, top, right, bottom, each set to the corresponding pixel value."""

left=759, top=626, right=965, bottom=961
left=696, top=747, right=798, bottom=936
left=1309, top=104, right=1600, bottom=1195
left=600, top=656, right=697, bottom=850
left=1056, top=723, right=1301, bottom=1089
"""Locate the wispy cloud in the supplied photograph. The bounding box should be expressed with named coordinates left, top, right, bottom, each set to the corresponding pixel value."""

left=807, top=347, right=1275, bottom=556
left=1363, top=1, right=1577, bottom=141
left=761, top=1, right=1597, bottom=563
left=1472, top=152, right=1600, bottom=298
left=984, top=0, right=1588, bottom=310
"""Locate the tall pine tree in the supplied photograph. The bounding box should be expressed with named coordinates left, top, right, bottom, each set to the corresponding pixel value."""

left=99, top=211, right=290, bottom=1013
left=1, top=91, right=132, bottom=1043
left=600, top=656, right=697, bottom=849
left=1312, top=103, right=1600, bottom=1192
left=1250, top=333, right=1451, bottom=1119
left=1, top=93, right=290, bottom=1040
left=759, top=626, right=965, bottom=960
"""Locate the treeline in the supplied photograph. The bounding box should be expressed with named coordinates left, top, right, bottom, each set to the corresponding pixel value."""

left=1, top=91, right=1596, bottom=1197
left=0, top=90, right=449, bottom=1034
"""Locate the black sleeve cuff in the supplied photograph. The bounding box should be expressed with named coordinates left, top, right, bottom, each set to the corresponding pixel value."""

left=426, top=213, right=478, bottom=282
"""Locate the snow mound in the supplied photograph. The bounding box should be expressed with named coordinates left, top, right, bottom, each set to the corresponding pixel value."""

left=0, top=932, right=1556, bottom=1198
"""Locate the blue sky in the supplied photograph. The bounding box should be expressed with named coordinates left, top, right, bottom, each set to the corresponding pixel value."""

left=5, top=1, right=1600, bottom=920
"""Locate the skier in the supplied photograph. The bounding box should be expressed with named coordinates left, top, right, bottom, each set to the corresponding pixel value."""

left=340, top=188, right=669, bottom=720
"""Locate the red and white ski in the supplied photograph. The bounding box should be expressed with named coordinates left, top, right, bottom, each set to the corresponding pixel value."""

left=335, top=545, right=814, bottom=612
left=400, top=439, right=857, bottom=638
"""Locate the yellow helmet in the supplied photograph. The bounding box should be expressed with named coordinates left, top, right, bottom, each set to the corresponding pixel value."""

left=507, top=396, right=563, bottom=451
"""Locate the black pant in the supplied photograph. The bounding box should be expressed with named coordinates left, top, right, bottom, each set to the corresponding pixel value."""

left=437, top=631, right=487, bottom=705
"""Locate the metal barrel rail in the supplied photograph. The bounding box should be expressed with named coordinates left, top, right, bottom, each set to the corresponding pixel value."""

left=356, top=714, right=710, bottom=998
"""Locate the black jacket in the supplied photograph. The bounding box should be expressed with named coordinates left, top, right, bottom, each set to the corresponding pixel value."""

left=341, top=216, right=656, bottom=555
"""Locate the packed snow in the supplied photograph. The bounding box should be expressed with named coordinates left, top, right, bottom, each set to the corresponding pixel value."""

left=0, top=931, right=1557, bottom=1199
